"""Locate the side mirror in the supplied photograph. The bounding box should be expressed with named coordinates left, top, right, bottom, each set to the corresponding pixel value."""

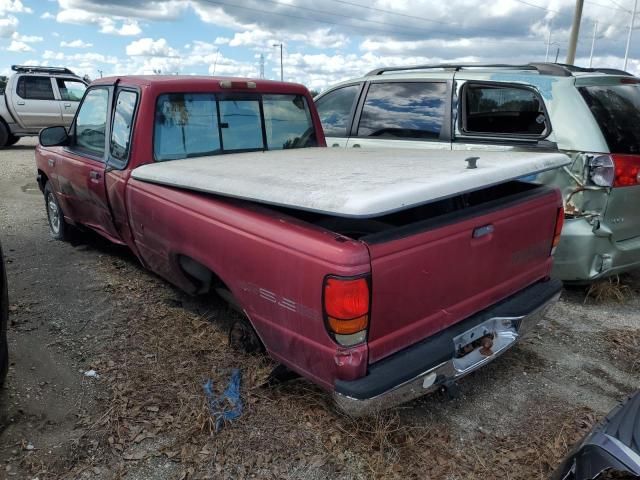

left=39, top=126, right=69, bottom=147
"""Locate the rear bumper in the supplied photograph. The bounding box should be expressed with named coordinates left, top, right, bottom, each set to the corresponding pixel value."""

left=553, top=217, right=640, bottom=282
left=333, top=278, right=562, bottom=416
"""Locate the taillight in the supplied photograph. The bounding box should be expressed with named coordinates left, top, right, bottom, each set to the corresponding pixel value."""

left=551, top=207, right=564, bottom=255
left=612, top=154, right=640, bottom=187
left=323, top=276, right=370, bottom=346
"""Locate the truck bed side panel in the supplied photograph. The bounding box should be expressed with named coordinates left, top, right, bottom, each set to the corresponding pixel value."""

left=125, top=179, right=371, bottom=389
left=366, top=186, right=560, bottom=363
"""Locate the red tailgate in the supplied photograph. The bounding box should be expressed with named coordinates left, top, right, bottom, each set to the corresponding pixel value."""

left=365, top=188, right=561, bottom=364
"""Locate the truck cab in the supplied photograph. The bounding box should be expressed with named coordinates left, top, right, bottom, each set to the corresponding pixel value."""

left=0, top=65, right=87, bottom=147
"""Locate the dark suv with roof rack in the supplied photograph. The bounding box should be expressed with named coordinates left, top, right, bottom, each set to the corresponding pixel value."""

left=315, top=62, right=640, bottom=282
left=0, top=65, right=88, bottom=148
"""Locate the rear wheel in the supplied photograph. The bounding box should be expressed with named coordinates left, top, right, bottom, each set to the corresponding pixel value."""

left=0, top=122, right=8, bottom=148
left=6, top=135, right=18, bottom=146
left=44, top=182, right=68, bottom=240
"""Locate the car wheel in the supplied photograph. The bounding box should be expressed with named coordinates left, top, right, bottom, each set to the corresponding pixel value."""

left=44, top=182, right=68, bottom=240
left=6, top=135, right=19, bottom=146
left=0, top=246, right=8, bottom=387
left=0, top=122, right=8, bottom=148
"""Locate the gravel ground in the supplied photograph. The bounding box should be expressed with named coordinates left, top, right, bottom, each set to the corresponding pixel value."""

left=0, top=138, right=638, bottom=479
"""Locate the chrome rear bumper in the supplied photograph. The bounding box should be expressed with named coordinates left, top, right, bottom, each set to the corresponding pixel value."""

left=334, top=281, right=561, bottom=416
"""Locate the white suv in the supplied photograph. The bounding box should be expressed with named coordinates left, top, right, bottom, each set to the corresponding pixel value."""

left=315, top=63, right=640, bottom=282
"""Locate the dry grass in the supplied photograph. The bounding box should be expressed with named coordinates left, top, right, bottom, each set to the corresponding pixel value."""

left=21, top=257, right=602, bottom=479
left=605, top=328, right=640, bottom=374
left=584, top=275, right=633, bottom=304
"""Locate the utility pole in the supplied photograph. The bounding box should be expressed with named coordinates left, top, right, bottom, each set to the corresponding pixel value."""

left=97, top=69, right=103, bottom=78
left=566, top=0, right=584, bottom=65
left=544, top=19, right=553, bottom=62
left=272, top=43, right=283, bottom=81
left=589, top=21, right=598, bottom=67
left=624, top=0, right=638, bottom=70
left=259, top=54, right=265, bottom=79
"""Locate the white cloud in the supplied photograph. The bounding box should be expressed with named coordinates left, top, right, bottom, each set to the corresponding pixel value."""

left=40, top=12, right=54, bottom=20
left=60, top=39, right=93, bottom=48
left=0, top=15, right=18, bottom=38
left=12, top=32, right=43, bottom=43
left=126, top=37, right=179, bottom=57
left=0, top=0, right=31, bottom=15
left=56, top=8, right=142, bottom=36
left=214, top=36, right=230, bottom=45
left=7, top=39, right=33, bottom=52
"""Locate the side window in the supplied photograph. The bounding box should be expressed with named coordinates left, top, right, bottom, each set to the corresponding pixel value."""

left=263, top=94, right=316, bottom=149
left=74, top=88, right=109, bottom=157
left=56, top=78, right=87, bottom=102
left=462, top=84, right=547, bottom=136
left=315, top=84, right=359, bottom=137
left=218, top=99, right=263, bottom=151
left=110, top=90, right=138, bottom=163
left=16, top=76, right=55, bottom=100
left=357, top=82, right=446, bottom=140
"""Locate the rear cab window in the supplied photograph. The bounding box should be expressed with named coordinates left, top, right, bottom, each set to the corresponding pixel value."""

left=578, top=78, right=640, bottom=154
left=460, top=83, right=549, bottom=137
left=357, top=82, right=447, bottom=140
left=153, top=92, right=316, bottom=161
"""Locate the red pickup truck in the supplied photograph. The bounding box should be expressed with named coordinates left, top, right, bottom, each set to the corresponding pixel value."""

left=35, top=76, right=567, bottom=414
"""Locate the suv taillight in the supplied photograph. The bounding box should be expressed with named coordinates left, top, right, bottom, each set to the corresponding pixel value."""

left=551, top=207, right=564, bottom=255
left=612, top=154, right=640, bottom=187
left=323, top=276, right=369, bottom=346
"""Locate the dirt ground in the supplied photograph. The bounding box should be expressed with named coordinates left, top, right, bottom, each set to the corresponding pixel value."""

left=0, top=138, right=638, bottom=480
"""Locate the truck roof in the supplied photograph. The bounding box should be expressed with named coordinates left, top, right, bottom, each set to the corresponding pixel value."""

left=92, top=75, right=310, bottom=95
left=131, top=148, right=570, bottom=218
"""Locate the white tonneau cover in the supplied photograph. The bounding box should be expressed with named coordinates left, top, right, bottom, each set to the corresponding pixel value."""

left=131, top=148, right=569, bottom=218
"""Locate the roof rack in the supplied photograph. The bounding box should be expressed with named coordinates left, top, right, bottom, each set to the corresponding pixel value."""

left=366, top=62, right=633, bottom=78
left=11, top=65, right=77, bottom=75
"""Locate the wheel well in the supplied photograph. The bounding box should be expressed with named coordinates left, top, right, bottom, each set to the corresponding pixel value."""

left=37, top=169, right=49, bottom=193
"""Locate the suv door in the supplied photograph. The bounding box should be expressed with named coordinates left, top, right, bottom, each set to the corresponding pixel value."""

left=53, top=78, right=88, bottom=127
left=12, top=75, right=62, bottom=129
left=346, top=81, right=451, bottom=150
left=49, top=86, right=121, bottom=241
left=315, top=83, right=362, bottom=148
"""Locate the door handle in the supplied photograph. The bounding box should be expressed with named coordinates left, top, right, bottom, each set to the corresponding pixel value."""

left=352, top=144, right=361, bottom=148
left=89, top=171, right=101, bottom=180
left=64, top=103, right=71, bottom=108
left=16, top=101, right=25, bottom=106
left=331, top=143, right=340, bottom=147
left=48, top=158, right=55, bottom=167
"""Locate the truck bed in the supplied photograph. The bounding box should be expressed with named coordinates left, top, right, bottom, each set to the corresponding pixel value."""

left=131, top=148, right=569, bottom=218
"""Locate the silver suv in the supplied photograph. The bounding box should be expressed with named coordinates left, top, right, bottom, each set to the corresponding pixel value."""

left=315, top=63, right=640, bottom=283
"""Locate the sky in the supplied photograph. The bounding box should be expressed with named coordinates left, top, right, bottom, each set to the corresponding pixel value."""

left=0, top=0, right=638, bottom=91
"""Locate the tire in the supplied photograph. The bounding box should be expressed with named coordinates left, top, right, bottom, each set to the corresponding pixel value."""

left=44, top=182, right=68, bottom=240
left=6, top=135, right=18, bottom=146
left=0, top=244, right=9, bottom=387
left=0, top=122, right=8, bottom=148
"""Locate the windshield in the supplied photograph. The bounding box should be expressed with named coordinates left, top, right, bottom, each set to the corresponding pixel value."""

left=153, top=92, right=317, bottom=161
left=579, top=80, right=640, bottom=154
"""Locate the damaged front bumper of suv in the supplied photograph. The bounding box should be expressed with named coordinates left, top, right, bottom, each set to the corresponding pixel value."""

left=333, top=279, right=562, bottom=416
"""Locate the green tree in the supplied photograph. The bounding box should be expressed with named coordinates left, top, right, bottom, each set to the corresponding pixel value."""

left=0, top=76, right=7, bottom=95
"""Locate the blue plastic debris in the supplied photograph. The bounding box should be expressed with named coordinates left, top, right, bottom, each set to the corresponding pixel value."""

left=203, top=368, right=243, bottom=432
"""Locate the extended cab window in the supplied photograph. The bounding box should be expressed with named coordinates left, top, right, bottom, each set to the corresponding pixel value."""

left=56, top=78, right=87, bottom=101
left=110, top=90, right=138, bottom=162
left=462, top=84, right=547, bottom=136
left=16, top=76, right=55, bottom=100
left=357, top=82, right=446, bottom=139
left=154, top=93, right=316, bottom=161
left=74, top=88, right=109, bottom=157
left=315, top=84, right=360, bottom=137
left=579, top=81, right=640, bottom=154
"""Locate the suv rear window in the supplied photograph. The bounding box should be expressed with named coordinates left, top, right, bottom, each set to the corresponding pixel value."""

left=17, top=76, right=55, bottom=100
left=462, top=84, right=547, bottom=136
left=154, top=93, right=316, bottom=161
left=357, top=82, right=446, bottom=140
left=579, top=81, right=640, bottom=154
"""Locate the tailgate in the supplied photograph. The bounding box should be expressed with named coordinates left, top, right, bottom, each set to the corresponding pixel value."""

left=365, top=185, right=561, bottom=364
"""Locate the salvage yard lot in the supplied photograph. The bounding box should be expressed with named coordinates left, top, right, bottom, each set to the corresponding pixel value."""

left=0, top=139, right=638, bottom=479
